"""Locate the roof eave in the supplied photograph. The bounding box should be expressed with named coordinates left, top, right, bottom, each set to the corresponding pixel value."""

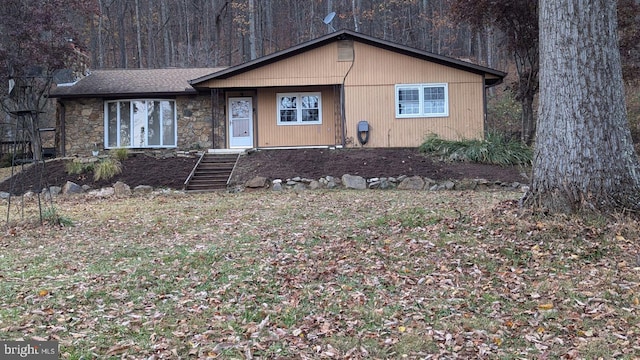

left=49, top=90, right=202, bottom=99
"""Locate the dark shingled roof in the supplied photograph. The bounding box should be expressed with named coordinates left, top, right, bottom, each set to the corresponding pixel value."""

left=49, top=68, right=226, bottom=98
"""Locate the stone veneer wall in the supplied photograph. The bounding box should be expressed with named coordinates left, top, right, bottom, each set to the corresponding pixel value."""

left=176, top=94, right=213, bottom=150
left=61, top=94, right=216, bottom=156
left=61, top=98, right=104, bottom=156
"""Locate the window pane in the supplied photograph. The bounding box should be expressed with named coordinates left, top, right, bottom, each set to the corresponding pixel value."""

left=301, top=95, right=319, bottom=122
left=302, top=109, right=319, bottom=122
left=279, top=96, right=297, bottom=122
left=280, top=96, right=297, bottom=110
left=107, top=102, right=118, bottom=147
left=161, top=101, right=175, bottom=146
left=280, top=109, right=297, bottom=122
left=423, top=87, right=444, bottom=101
left=147, top=101, right=161, bottom=146
left=132, top=101, right=146, bottom=147
left=424, top=86, right=445, bottom=114
left=398, top=88, right=420, bottom=115
left=120, top=102, right=131, bottom=147
left=301, top=95, right=319, bottom=109
left=399, top=88, right=419, bottom=101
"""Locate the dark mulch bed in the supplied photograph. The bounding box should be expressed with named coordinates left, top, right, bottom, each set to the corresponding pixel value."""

left=0, top=154, right=198, bottom=195
left=230, top=148, right=528, bottom=185
left=0, top=148, right=529, bottom=195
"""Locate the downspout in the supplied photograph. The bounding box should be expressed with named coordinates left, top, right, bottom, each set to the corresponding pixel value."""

left=482, top=74, right=487, bottom=139
left=340, top=41, right=356, bottom=147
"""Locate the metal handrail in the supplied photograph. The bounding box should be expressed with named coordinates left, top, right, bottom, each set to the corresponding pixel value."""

left=226, top=153, right=241, bottom=185
left=184, top=151, right=206, bottom=188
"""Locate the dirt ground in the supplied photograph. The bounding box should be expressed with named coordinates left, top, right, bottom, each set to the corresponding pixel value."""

left=0, top=148, right=528, bottom=195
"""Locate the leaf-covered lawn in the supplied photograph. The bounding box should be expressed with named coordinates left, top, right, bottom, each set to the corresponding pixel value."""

left=1, top=190, right=640, bottom=359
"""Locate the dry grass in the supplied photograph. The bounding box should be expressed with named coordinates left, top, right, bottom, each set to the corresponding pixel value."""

left=1, top=189, right=639, bottom=359
left=0, top=165, right=21, bottom=183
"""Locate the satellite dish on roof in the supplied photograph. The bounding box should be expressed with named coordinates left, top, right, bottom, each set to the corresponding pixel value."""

left=323, top=11, right=337, bottom=32
left=323, top=12, right=336, bottom=25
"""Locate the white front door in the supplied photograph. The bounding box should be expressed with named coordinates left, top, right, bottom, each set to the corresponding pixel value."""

left=229, top=97, right=253, bottom=148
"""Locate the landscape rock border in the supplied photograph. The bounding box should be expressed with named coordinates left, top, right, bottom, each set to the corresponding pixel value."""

left=245, top=174, right=528, bottom=192
left=0, top=173, right=528, bottom=201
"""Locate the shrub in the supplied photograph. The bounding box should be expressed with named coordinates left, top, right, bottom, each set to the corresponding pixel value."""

left=0, top=153, right=13, bottom=168
left=65, top=160, right=94, bottom=175
left=419, top=132, right=532, bottom=166
left=42, top=206, right=74, bottom=227
left=486, top=90, right=522, bottom=138
left=94, top=158, right=122, bottom=181
left=112, top=147, right=129, bottom=161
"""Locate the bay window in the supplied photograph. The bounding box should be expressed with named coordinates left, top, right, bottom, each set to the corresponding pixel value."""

left=105, top=100, right=177, bottom=148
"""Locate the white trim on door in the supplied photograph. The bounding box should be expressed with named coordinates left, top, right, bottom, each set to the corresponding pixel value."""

left=228, top=97, right=254, bottom=148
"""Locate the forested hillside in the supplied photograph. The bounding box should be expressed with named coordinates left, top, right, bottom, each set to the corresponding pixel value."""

left=88, top=0, right=508, bottom=70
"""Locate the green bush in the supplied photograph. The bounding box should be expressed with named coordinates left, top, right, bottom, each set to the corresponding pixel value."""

left=0, top=153, right=13, bottom=168
left=419, top=132, right=532, bottom=166
left=93, top=158, right=122, bottom=181
left=111, top=147, right=129, bottom=161
left=42, top=206, right=74, bottom=227
left=65, top=160, right=94, bottom=175
left=0, top=152, right=30, bottom=167
left=486, top=90, right=522, bottom=137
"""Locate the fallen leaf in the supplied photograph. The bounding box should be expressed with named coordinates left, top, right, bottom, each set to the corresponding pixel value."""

left=106, top=343, right=132, bottom=356
left=538, top=303, right=554, bottom=310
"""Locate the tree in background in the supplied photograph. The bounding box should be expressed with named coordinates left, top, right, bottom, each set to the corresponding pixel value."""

left=0, top=0, right=95, bottom=160
left=524, top=0, right=640, bottom=213
left=451, top=0, right=640, bottom=146
left=450, top=0, right=538, bottom=145
left=87, top=0, right=489, bottom=69
left=618, top=0, right=640, bottom=83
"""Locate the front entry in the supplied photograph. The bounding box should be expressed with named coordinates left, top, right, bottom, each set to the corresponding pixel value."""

left=229, top=97, right=253, bottom=148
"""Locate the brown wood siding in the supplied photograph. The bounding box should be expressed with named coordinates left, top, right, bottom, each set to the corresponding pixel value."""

left=344, top=42, right=485, bottom=147
left=256, top=87, right=338, bottom=147
left=202, top=40, right=487, bottom=148
left=200, top=44, right=351, bottom=88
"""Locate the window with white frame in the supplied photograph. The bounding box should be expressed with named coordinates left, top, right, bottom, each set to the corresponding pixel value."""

left=105, top=100, right=177, bottom=148
left=395, top=83, right=448, bottom=118
left=277, top=92, right=322, bottom=125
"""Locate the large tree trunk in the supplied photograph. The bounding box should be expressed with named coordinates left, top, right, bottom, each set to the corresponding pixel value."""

left=525, top=0, right=640, bottom=213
